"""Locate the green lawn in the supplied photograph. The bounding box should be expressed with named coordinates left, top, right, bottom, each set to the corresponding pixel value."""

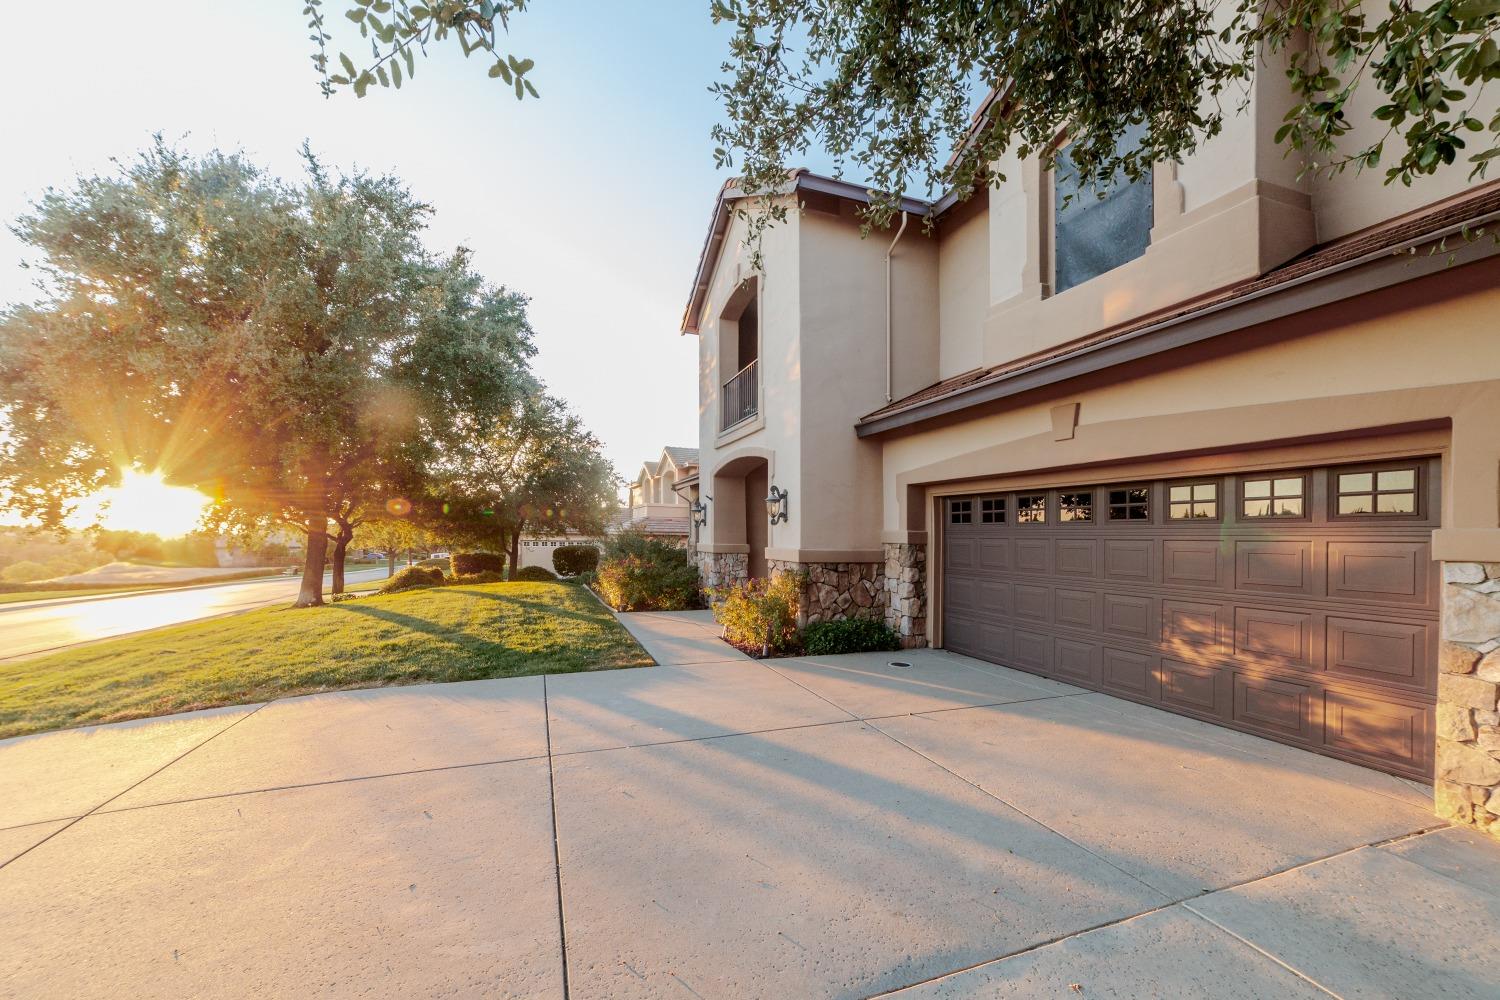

left=0, top=581, right=650, bottom=739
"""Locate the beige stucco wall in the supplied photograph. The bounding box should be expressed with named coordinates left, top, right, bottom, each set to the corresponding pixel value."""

left=937, top=201, right=990, bottom=379
left=880, top=263, right=1500, bottom=552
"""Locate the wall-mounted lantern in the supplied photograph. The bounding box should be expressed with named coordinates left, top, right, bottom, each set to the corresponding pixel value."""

left=765, top=485, right=789, bottom=525
left=689, top=498, right=709, bottom=527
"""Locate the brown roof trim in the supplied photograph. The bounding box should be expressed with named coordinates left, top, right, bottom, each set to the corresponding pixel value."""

left=857, top=186, right=1500, bottom=438
left=679, top=171, right=936, bottom=335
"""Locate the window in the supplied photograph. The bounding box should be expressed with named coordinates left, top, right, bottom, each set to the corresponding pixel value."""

left=1242, top=476, right=1304, bottom=518
left=1058, top=491, right=1093, bottom=522
left=980, top=496, right=1005, bottom=524
left=1168, top=482, right=1218, bottom=520
left=1337, top=467, right=1418, bottom=515
left=949, top=499, right=973, bottom=524
left=1053, top=123, right=1153, bottom=294
left=1016, top=493, right=1047, bottom=523
left=1108, top=487, right=1150, bottom=521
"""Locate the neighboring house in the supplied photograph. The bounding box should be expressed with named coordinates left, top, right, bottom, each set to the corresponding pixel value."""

left=519, top=447, right=699, bottom=571
left=617, top=446, right=699, bottom=540
left=681, top=75, right=1500, bottom=833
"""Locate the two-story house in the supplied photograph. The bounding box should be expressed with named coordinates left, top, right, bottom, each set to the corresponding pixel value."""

left=620, top=446, right=699, bottom=539
left=682, top=72, right=1500, bottom=833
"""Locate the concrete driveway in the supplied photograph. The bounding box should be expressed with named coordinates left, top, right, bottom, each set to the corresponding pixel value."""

left=1, top=611, right=1496, bottom=999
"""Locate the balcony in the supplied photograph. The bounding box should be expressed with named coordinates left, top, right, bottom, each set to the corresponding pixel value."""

left=721, top=358, right=758, bottom=430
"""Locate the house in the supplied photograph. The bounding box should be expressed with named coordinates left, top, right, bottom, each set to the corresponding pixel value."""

left=617, top=446, right=699, bottom=540
left=681, top=81, right=1500, bottom=834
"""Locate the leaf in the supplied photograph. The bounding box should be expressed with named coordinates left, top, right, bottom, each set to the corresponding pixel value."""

left=340, top=52, right=357, bottom=77
left=1452, top=0, right=1500, bottom=19
left=346, top=8, right=365, bottom=22
left=489, top=60, right=512, bottom=83
left=391, top=60, right=402, bottom=88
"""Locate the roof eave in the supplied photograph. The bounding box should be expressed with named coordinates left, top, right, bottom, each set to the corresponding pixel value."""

left=856, top=208, right=1500, bottom=438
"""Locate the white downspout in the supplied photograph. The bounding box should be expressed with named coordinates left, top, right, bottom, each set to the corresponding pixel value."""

left=884, top=210, right=909, bottom=403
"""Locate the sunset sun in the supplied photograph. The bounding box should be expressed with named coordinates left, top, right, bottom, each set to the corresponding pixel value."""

left=76, top=468, right=214, bottom=538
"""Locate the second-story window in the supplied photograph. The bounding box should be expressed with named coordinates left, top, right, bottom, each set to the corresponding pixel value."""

left=1053, top=124, right=1153, bottom=294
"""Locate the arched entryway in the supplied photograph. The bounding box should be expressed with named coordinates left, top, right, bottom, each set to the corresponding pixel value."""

left=710, top=449, right=771, bottom=580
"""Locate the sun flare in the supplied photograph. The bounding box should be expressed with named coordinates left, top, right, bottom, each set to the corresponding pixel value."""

left=73, top=469, right=214, bottom=539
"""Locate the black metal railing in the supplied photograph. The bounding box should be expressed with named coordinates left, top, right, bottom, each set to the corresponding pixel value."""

left=721, top=358, right=758, bottom=430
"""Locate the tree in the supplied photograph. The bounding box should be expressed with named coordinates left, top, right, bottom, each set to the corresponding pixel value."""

left=308, top=3, right=1500, bottom=237
left=0, top=142, right=535, bottom=608
left=353, top=516, right=426, bottom=576
left=422, top=388, right=617, bottom=579
left=306, top=1, right=539, bottom=99
left=706, top=0, right=1500, bottom=239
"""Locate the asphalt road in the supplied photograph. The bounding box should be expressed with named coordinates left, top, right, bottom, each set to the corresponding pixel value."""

left=0, top=566, right=394, bottom=660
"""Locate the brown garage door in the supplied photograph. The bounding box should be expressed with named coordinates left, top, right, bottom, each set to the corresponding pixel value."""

left=941, top=458, right=1439, bottom=780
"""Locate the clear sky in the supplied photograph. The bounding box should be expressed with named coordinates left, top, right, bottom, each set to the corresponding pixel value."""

left=0, top=1, right=773, bottom=490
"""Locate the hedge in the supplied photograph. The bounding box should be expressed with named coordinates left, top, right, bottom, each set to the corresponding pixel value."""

left=451, top=552, right=505, bottom=576
left=553, top=544, right=600, bottom=577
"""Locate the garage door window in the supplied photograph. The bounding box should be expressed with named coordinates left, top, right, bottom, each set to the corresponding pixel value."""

left=980, top=496, right=1006, bottom=523
left=1242, top=476, right=1304, bottom=518
left=1168, top=482, right=1218, bottom=520
left=949, top=499, right=973, bottom=524
left=1108, top=487, right=1150, bottom=521
left=1059, top=491, right=1094, bottom=522
left=1017, top=493, right=1047, bottom=523
left=1335, top=467, right=1418, bottom=515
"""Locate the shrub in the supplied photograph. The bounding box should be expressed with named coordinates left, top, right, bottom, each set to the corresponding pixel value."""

left=449, top=570, right=507, bottom=585
left=380, top=565, right=444, bottom=593
left=451, top=552, right=505, bottom=576
left=595, top=532, right=702, bottom=611
left=803, top=617, right=901, bottom=656
left=514, top=565, right=558, bottom=582
left=712, top=572, right=805, bottom=656
left=553, top=544, right=599, bottom=577
left=1, top=560, right=52, bottom=583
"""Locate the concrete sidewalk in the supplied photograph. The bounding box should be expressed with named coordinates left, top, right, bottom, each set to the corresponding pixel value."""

left=1, top=611, right=1495, bottom=998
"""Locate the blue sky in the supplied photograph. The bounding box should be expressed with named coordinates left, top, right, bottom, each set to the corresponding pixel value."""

left=0, top=1, right=794, bottom=485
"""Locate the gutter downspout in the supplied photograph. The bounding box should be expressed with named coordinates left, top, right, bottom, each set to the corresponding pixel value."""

left=884, top=210, right=910, bottom=403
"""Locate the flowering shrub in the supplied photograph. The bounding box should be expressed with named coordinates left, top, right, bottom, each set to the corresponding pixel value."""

left=595, top=533, right=701, bottom=611
left=712, top=571, right=805, bottom=656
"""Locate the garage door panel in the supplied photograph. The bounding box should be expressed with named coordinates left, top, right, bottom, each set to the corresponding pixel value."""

left=1103, top=593, right=1155, bottom=640
left=1054, top=539, right=1098, bottom=577
left=1055, top=639, right=1103, bottom=686
left=1013, top=584, right=1050, bottom=623
left=1014, top=539, right=1050, bottom=573
left=942, top=458, right=1438, bottom=780
left=1233, top=673, right=1316, bottom=743
left=1103, top=648, right=1159, bottom=699
left=1325, top=690, right=1431, bottom=774
left=1326, top=541, right=1431, bottom=606
left=1325, top=616, right=1432, bottom=690
left=1159, top=659, right=1226, bottom=718
left=1162, top=600, right=1226, bottom=654
left=1235, top=540, right=1315, bottom=596
left=1055, top=588, right=1098, bottom=630
left=1162, top=539, right=1224, bottom=588
left=1012, top=630, right=1051, bottom=672
left=1104, top=539, right=1154, bottom=583
left=1233, top=606, right=1317, bottom=671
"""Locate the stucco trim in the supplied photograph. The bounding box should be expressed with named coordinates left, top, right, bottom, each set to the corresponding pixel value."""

left=881, top=530, right=929, bottom=545
left=696, top=543, right=751, bottom=555
left=765, top=547, right=884, bottom=564
left=1432, top=529, right=1500, bottom=562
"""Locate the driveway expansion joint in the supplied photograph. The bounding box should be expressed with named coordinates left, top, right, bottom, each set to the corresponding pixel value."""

left=541, top=674, right=573, bottom=1000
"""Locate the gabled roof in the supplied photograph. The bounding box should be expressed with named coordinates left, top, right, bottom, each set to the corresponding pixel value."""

left=662, top=446, right=699, bottom=469
left=680, top=171, right=935, bottom=335
left=858, top=180, right=1500, bottom=436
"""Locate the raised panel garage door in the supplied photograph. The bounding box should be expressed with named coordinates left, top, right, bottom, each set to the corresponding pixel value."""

left=941, top=459, right=1439, bottom=780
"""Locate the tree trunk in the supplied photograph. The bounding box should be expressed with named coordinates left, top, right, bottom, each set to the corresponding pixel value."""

left=331, top=534, right=349, bottom=595
left=507, top=521, right=523, bottom=581
left=387, top=550, right=396, bottom=576
left=295, top=518, right=329, bottom=608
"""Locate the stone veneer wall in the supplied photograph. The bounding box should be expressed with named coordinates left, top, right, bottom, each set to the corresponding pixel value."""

left=696, top=551, right=748, bottom=592
left=883, top=543, right=929, bottom=650
left=766, top=559, right=884, bottom=626
left=1436, top=562, right=1500, bottom=837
